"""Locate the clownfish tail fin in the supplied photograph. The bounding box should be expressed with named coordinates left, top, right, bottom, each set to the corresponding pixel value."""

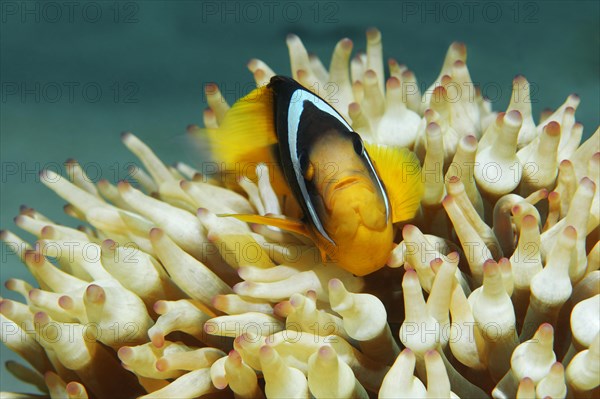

left=196, top=83, right=302, bottom=217
left=206, top=86, right=277, bottom=167
left=202, top=85, right=279, bottom=186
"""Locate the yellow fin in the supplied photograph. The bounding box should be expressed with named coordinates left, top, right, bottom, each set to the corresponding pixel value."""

left=364, top=143, right=424, bottom=223
left=219, top=213, right=311, bottom=238
left=200, top=85, right=299, bottom=217
left=206, top=86, right=278, bottom=166
left=318, top=247, right=328, bottom=263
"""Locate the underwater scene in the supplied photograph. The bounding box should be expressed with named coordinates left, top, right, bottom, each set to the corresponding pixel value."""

left=1, top=1, right=599, bottom=397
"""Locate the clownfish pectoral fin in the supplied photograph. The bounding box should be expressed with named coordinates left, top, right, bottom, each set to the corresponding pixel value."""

left=364, top=143, right=424, bottom=223
left=218, top=213, right=311, bottom=238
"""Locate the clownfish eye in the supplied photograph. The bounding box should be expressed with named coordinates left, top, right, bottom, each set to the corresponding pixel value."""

left=299, top=150, right=309, bottom=173
left=298, top=150, right=314, bottom=181
left=351, top=132, right=364, bottom=155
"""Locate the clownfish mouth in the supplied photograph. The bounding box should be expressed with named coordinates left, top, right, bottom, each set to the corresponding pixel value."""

left=332, top=176, right=360, bottom=191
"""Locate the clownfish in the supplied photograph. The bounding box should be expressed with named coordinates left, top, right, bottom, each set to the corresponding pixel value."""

left=205, top=76, right=423, bottom=276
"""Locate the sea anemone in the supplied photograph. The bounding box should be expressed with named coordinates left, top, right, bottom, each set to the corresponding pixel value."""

left=1, top=28, right=599, bottom=398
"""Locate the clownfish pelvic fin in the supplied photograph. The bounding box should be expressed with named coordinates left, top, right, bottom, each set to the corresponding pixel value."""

left=219, top=213, right=311, bottom=238
left=219, top=213, right=331, bottom=263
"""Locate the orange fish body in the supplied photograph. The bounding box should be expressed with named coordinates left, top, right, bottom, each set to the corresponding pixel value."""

left=206, top=76, right=423, bottom=276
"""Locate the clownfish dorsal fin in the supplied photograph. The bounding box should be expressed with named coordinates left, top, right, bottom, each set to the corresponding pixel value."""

left=218, top=213, right=311, bottom=238
left=364, top=143, right=424, bottom=223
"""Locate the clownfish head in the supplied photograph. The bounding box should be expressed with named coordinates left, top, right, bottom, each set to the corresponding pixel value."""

left=209, top=75, right=423, bottom=276
left=304, top=129, right=395, bottom=275
left=270, top=76, right=395, bottom=275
